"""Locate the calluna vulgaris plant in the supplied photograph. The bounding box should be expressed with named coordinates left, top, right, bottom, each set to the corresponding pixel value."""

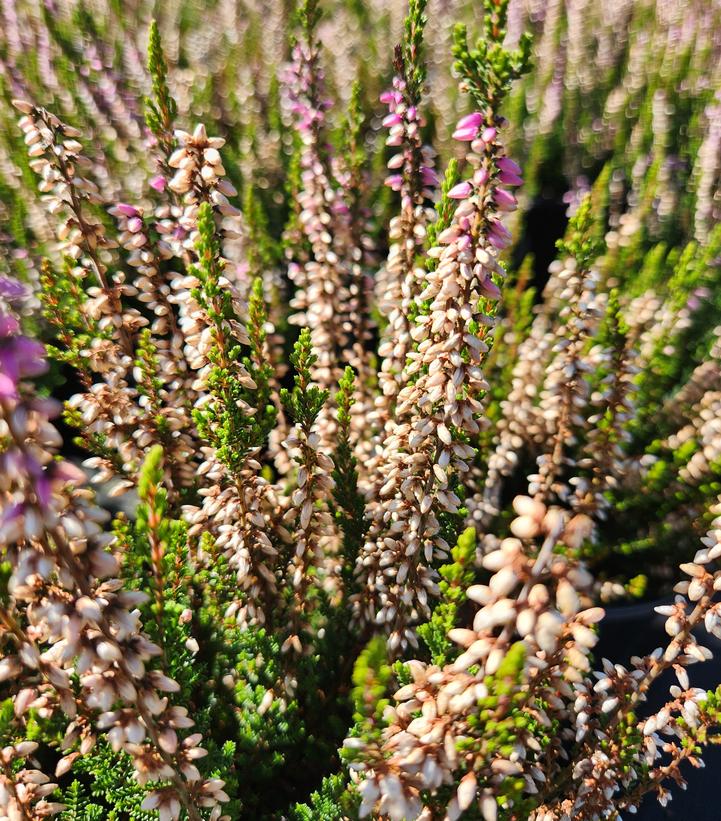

left=2, top=0, right=721, bottom=818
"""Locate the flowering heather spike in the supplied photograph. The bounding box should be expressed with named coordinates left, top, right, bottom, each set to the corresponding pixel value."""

left=184, top=205, right=280, bottom=626
left=356, top=9, right=530, bottom=653
left=333, top=80, right=377, bottom=463
left=350, top=495, right=721, bottom=818
left=166, top=124, right=238, bottom=216
left=280, top=328, right=335, bottom=653
left=373, top=0, right=437, bottom=439
left=15, top=103, right=136, bottom=354
left=574, top=290, right=637, bottom=515
left=283, top=1, right=364, bottom=449
left=530, top=193, right=603, bottom=502
left=23, top=109, right=188, bottom=501
left=0, top=282, right=222, bottom=821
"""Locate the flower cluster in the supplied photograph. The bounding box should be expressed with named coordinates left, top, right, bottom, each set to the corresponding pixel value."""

left=1, top=0, right=721, bottom=819
left=356, top=13, right=530, bottom=653
left=0, top=283, right=225, bottom=820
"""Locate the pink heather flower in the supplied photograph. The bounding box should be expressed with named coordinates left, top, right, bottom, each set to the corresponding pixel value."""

left=498, top=170, right=523, bottom=187
left=113, top=203, right=140, bottom=218
left=457, top=234, right=472, bottom=252
left=438, top=226, right=461, bottom=244
left=488, top=232, right=509, bottom=250
left=149, top=175, right=166, bottom=191
left=452, top=125, right=479, bottom=141
left=52, top=460, right=87, bottom=485
left=382, top=113, right=403, bottom=127
left=127, top=217, right=144, bottom=233
left=482, top=127, right=497, bottom=143
left=32, top=397, right=62, bottom=420
left=456, top=112, right=483, bottom=130
left=421, top=167, right=438, bottom=186
left=0, top=371, right=17, bottom=399
left=385, top=175, right=403, bottom=191
left=497, top=157, right=522, bottom=176
left=379, top=90, right=396, bottom=104
left=448, top=181, right=472, bottom=199
left=35, top=474, right=51, bottom=507
left=489, top=219, right=511, bottom=240
left=473, top=168, right=490, bottom=187
left=494, top=188, right=518, bottom=211
left=479, top=277, right=502, bottom=299
left=487, top=219, right=512, bottom=248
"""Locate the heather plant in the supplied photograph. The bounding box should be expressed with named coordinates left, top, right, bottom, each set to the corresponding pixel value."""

left=2, top=0, right=721, bottom=820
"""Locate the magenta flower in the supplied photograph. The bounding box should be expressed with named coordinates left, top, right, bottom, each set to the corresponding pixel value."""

left=0, top=371, right=17, bottom=399
left=481, top=127, right=497, bottom=143
left=452, top=125, right=480, bottom=142
left=494, top=188, right=517, bottom=211
left=498, top=170, right=523, bottom=187
left=456, top=112, right=483, bottom=130
left=113, top=203, right=140, bottom=218
left=382, top=113, right=403, bottom=127
left=497, top=157, right=522, bottom=176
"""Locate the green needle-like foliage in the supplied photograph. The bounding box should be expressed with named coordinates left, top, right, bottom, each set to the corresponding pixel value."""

left=144, top=20, right=177, bottom=153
